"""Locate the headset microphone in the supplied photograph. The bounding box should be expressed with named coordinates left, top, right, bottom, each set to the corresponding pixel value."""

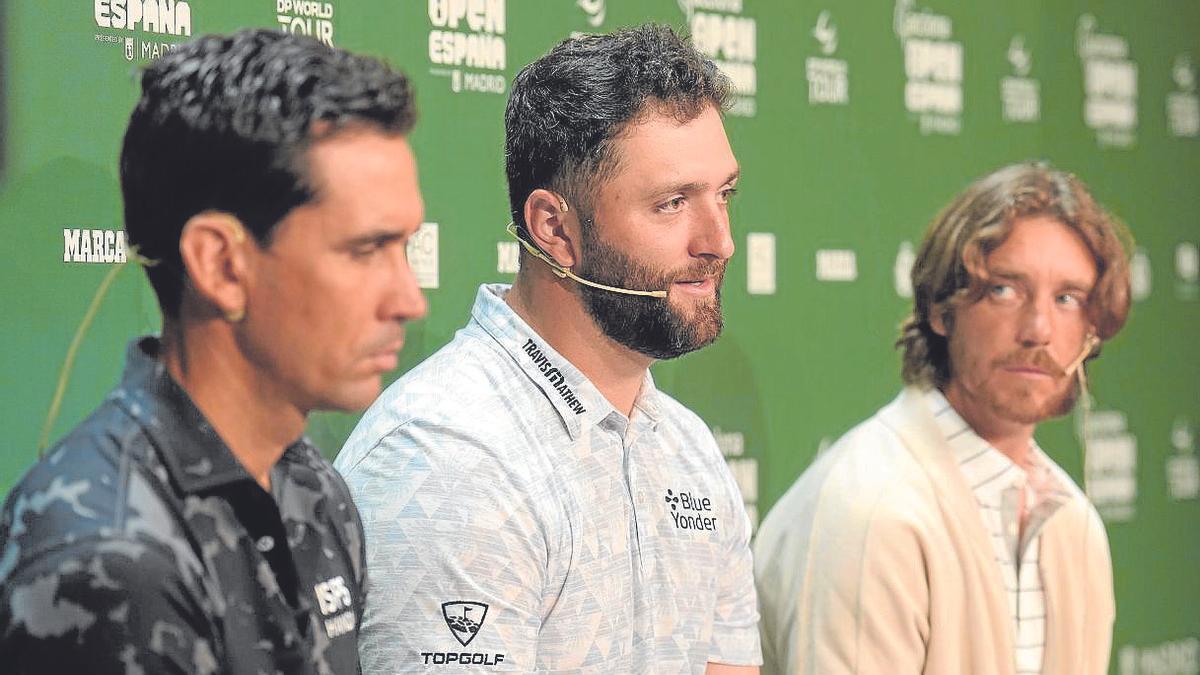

left=1063, top=332, right=1100, bottom=377
left=505, top=222, right=669, bottom=298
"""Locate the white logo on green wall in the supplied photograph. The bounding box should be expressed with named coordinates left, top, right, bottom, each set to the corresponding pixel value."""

left=683, top=0, right=758, bottom=118
left=427, top=0, right=508, bottom=96
left=94, top=0, right=193, bottom=62
left=806, top=11, right=848, bottom=106
left=577, top=0, right=605, bottom=28
left=1081, top=409, right=1138, bottom=522
left=894, top=0, right=963, bottom=135
left=276, top=0, right=335, bottom=46
left=1167, top=54, right=1199, bottom=138
left=1001, top=35, right=1040, bottom=123
left=1166, top=416, right=1198, bottom=501
left=1076, top=14, right=1138, bottom=148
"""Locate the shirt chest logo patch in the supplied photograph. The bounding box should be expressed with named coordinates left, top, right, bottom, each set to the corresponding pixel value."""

left=313, top=575, right=356, bottom=639
left=442, top=601, right=488, bottom=647
left=664, top=488, right=720, bottom=532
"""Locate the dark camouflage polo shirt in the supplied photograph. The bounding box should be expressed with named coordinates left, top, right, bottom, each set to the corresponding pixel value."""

left=0, top=337, right=366, bottom=674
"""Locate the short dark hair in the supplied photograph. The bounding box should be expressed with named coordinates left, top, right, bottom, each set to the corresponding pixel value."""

left=121, top=29, right=416, bottom=317
left=898, top=161, right=1134, bottom=388
left=504, top=23, right=729, bottom=230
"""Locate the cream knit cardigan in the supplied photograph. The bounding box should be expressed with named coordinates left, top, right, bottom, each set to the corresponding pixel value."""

left=754, top=387, right=1114, bottom=675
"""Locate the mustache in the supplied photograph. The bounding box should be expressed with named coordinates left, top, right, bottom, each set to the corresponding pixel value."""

left=670, top=259, right=727, bottom=283
left=995, top=349, right=1066, bottom=378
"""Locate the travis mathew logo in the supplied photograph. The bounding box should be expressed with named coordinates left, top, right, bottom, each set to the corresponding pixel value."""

left=664, top=488, right=719, bottom=532
left=522, top=339, right=586, bottom=415
left=421, top=601, right=506, bottom=666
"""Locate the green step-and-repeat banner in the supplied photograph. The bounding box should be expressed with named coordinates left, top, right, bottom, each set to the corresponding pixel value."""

left=1, top=2, right=1197, bottom=672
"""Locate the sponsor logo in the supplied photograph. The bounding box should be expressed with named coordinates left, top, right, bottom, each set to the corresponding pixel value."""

left=521, top=339, right=586, bottom=415
left=1131, top=247, right=1152, bottom=301
left=1167, top=53, right=1199, bottom=138
left=1077, top=14, right=1138, bottom=148
left=427, top=0, right=507, bottom=95
left=1176, top=241, right=1199, bottom=301
left=745, top=232, right=776, bottom=295
left=93, top=0, right=193, bottom=63
left=806, top=10, right=849, bottom=106
left=664, top=488, right=719, bottom=532
left=407, top=222, right=440, bottom=289
left=276, top=0, right=335, bottom=46
left=496, top=241, right=519, bottom=274
left=1118, top=637, right=1200, bottom=675
left=1167, top=417, right=1198, bottom=501
left=680, top=0, right=757, bottom=118
left=313, top=575, right=356, bottom=639
left=64, top=228, right=128, bottom=264
left=816, top=249, right=857, bottom=282
left=578, top=0, right=605, bottom=27
left=422, top=601, right=506, bottom=666
left=1081, top=408, right=1137, bottom=522
left=894, top=240, right=916, bottom=297
left=1001, top=34, right=1040, bottom=123
left=894, top=0, right=962, bottom=135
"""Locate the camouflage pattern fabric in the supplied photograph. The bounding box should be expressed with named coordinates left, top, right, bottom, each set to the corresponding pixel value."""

left=0, top=337, right=367, bottom=674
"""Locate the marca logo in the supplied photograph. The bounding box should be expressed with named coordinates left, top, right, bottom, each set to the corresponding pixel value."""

left=93, top=0, right=192, bottom=62
left=64, top=228, right=128, bottom=264
left=521, top=339, right=586, bottom=415
left=421, top=601, right=506, bottom=666
left=894, top=0, right=963, bottom=135
left=276, top=0, right=335, bottom=46
left=806, top=10, right=849, bottom=106
left=1001, top=34, right=1040, bottom=123
left=664, top=488, right=719, bottom=532
left=680, top=0, right=757, bottom=118
left=1077, top=14, right=1138, bottom=148
left=427, top=0, right=507, bottom=95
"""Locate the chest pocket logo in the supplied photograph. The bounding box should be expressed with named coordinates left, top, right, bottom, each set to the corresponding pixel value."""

left=314, top=576, right=356, bottom=638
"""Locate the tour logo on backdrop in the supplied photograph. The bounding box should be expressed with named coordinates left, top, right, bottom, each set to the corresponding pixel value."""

left=427, top=0, right=507, bottom=95
left=805, top=10, right=849, bottom=106
left=276, top=0, right=335, bottom=46
left=1001, top=34, right=1039, bottom=124
left=1076, top=13, right=1138, bottom=148
left=893, top=0, right=962, bottom=135
left=93, top=0, right=194, bottom=62
left=678, top=0, right=757, bottom=118
left=1167, top=53, right=1199, bottom=138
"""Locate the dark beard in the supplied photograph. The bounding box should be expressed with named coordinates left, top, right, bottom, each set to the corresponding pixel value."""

left=573, top=225, right=726, bottom=360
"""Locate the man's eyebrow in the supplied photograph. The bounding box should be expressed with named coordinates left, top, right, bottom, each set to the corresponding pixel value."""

left=336, top=228, right=410, bottom=248
left=988, top=268, right=1095, bottom=292
left=652, top=168, right=742, bottom=197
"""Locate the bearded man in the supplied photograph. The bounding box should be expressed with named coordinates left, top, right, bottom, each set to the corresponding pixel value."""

left=334, top=24, right=760, bottom=675
left=754, top=162, right=1132, bottom=675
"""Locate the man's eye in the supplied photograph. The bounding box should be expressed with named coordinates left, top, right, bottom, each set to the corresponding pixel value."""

left=658, top=196, right=686, bottom=213
left=989, top=284, right=1015, bottom=299
left=719, top=187, right=739, bottom=204
left=1057, top=293, right=1085, bottom=308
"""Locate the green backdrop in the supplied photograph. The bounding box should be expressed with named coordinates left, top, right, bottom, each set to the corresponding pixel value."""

left=2, top=2, right=1197, bottom=672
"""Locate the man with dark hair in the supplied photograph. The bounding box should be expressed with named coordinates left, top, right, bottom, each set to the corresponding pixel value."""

left=336, top=25, right=760, bottom=674
left=754, top=162, right=1132, bottom=675
left=0, top=29, right=427, bottom=674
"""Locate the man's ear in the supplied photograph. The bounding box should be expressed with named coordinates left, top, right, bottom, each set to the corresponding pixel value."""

left=929, top=303, right=949, bottom=337
left=177, top=212, right=252, bottom=322
left=523, top=189, right=579, bottom=269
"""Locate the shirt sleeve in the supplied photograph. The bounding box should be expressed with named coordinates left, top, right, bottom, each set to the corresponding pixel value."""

left=0, top=537, right=217, bottom=675
left=708, top=466, right=763, bottom=666
left=339, top=419, right=551, bottom=674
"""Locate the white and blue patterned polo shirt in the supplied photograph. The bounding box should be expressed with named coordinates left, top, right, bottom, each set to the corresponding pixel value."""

left=334, top=283, right=761, bottom=674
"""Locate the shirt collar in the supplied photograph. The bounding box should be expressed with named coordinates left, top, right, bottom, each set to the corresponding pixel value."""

left=110, top=336, right=305, bottom=494
left=923, top=388, right=1070, bottom=504
left=470, top=283, right=659, bottom=439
